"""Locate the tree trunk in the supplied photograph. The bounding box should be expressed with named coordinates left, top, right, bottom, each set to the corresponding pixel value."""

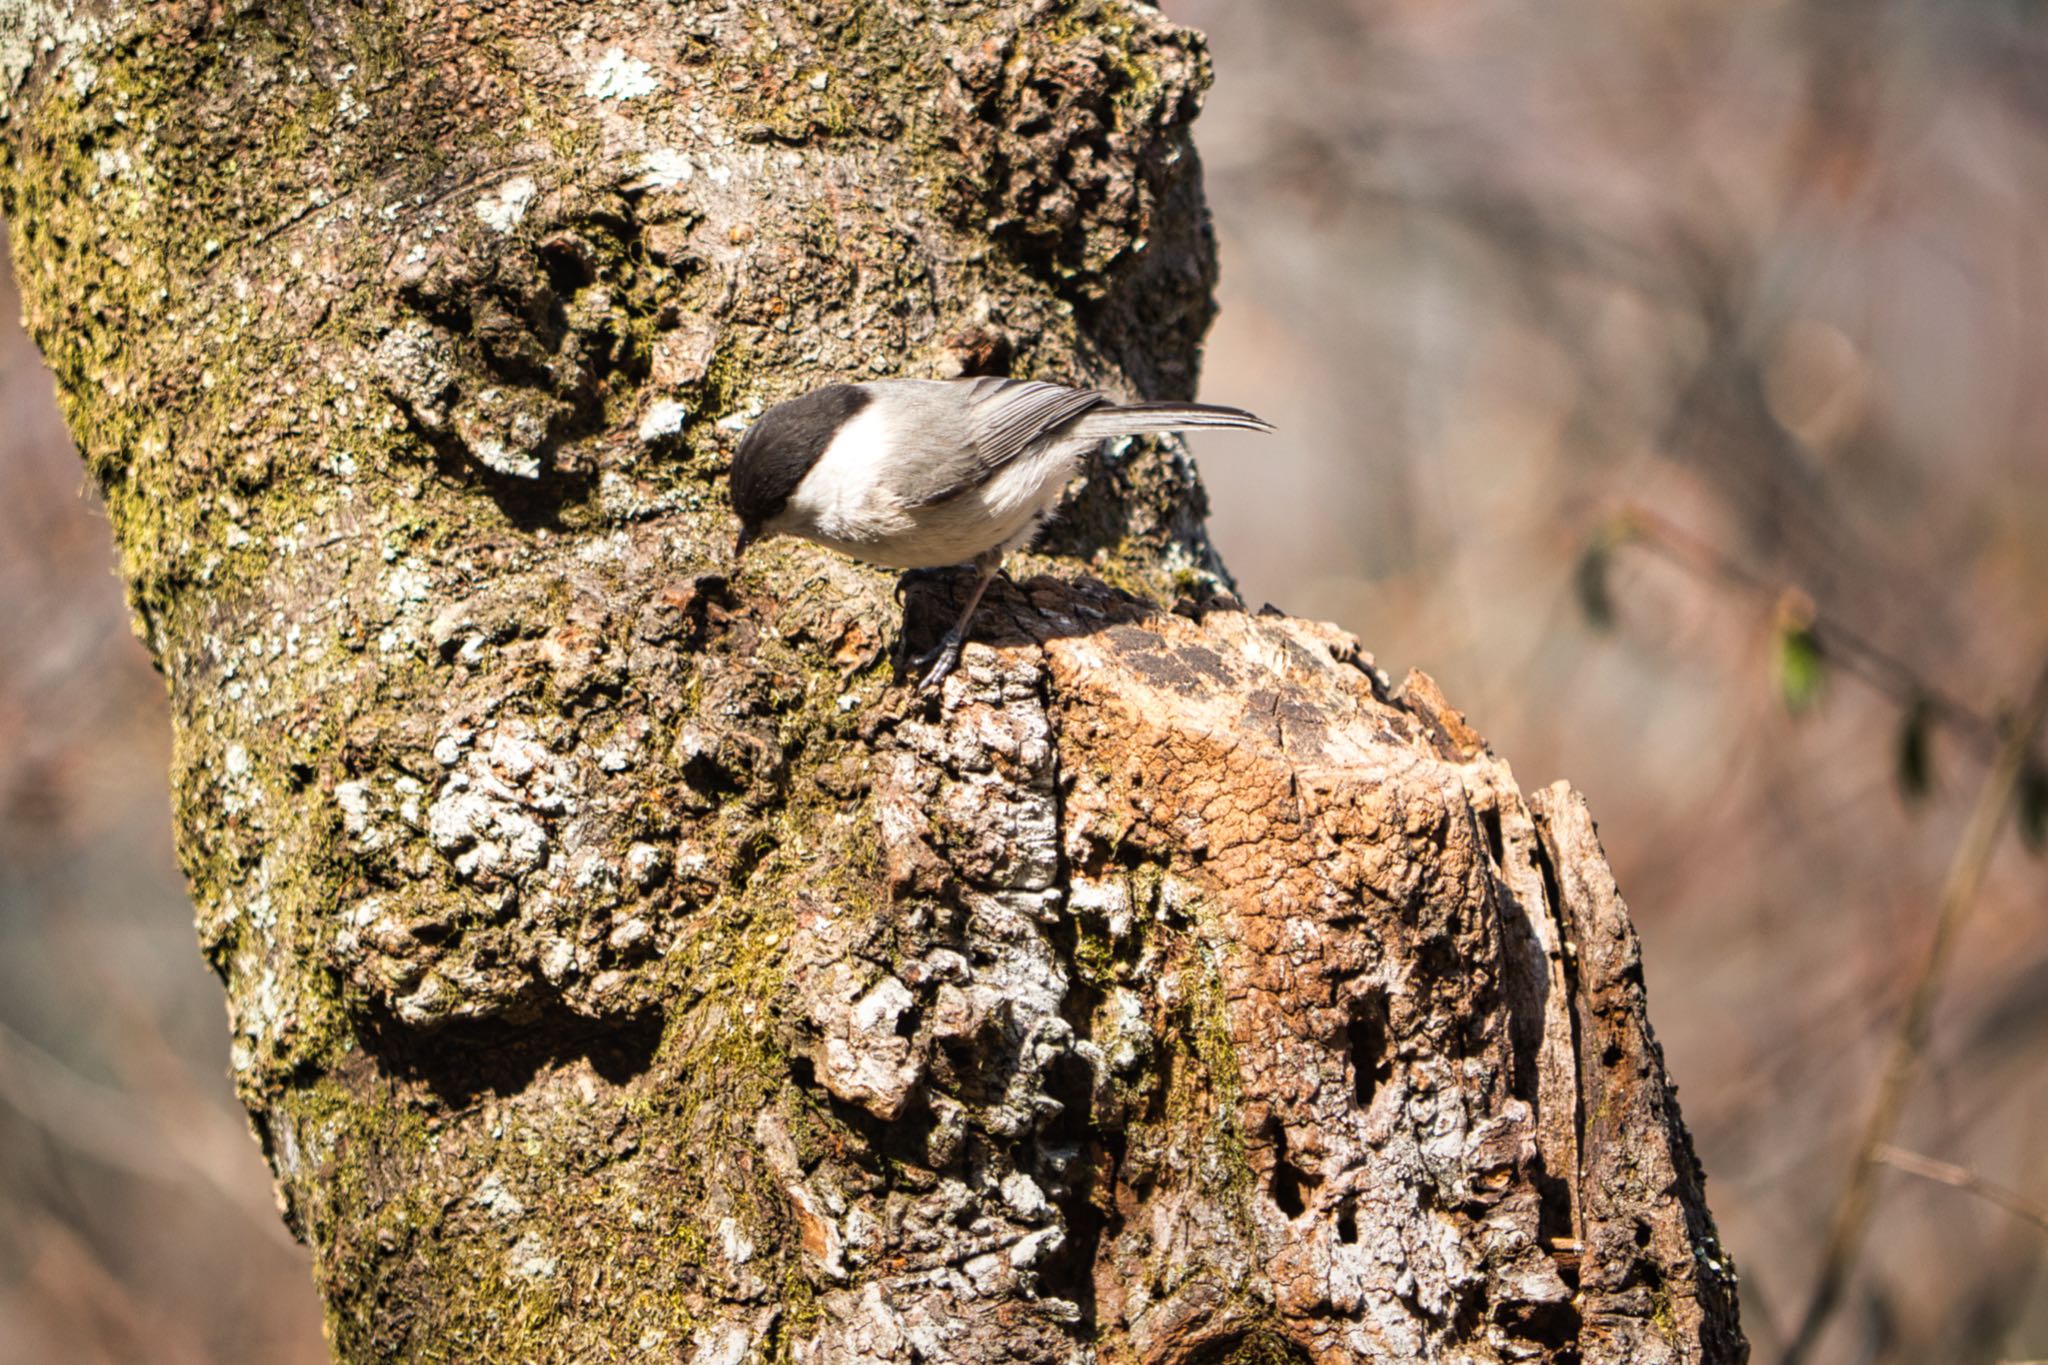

left=0, top=2, right=1744, bottom=1360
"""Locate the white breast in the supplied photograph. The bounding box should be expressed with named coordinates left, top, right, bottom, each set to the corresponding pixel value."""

left=781, top=400, right=909, bottom=544
left=775, top=406, right=1091, bottom=570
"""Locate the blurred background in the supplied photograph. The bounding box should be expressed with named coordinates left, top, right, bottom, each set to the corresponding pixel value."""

left=1174, top=0, right=2048, bottom=1359
left=0, top=233, right=327, bottom=1360
left=4, top=1, right=2046, bottom=1359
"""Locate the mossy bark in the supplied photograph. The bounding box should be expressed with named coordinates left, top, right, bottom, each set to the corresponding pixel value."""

left=1, top=2, right=1744, bottom=1360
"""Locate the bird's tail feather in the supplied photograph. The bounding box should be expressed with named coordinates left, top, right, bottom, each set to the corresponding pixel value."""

left=1071, top=401, right=1274, bottom=439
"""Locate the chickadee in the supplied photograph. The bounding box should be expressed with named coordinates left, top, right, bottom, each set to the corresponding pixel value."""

left=729, top=377, right=1273, bottom=688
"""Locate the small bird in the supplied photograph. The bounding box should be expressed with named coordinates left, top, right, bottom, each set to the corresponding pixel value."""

left=729, top=377, right=1274, bottom=688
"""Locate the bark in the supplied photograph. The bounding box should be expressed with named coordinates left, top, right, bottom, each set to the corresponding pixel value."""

left=0, top=2, right=1744, bottom=1361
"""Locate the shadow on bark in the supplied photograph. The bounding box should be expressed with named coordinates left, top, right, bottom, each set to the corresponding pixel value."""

left=356, top=1002, right=665, bottom=1110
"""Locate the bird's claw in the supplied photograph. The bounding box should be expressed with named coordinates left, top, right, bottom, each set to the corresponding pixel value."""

left=910, top=634, right=965, bottom=692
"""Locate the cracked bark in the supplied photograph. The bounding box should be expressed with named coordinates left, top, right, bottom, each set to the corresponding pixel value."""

left=1, top=1, right=1745, bottom=1360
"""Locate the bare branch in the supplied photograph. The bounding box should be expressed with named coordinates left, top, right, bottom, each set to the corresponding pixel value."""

left=1612, top=505, right=2005, bottom=759
left=1782, top=658, right=2048, bottom=1365
left=1871, top=1144, right=2048, bottom=1239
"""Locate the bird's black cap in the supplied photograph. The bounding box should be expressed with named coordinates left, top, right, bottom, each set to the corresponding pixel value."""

left=729, top=384, right=871, bottom=553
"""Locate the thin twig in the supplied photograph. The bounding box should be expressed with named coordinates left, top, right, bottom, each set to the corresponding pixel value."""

left=1780, top=658, right=2048, bottom=1365
left=1872, top=1144, right=2048, bottom=1238
left=1613, top=505, right=2005, bottom=759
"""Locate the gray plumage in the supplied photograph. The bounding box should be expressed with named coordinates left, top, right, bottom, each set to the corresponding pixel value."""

left=729, top=376, right=1273, bottom=686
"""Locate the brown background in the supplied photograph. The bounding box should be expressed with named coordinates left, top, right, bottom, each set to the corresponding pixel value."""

left=3, top=2, right=2045, bottom=1359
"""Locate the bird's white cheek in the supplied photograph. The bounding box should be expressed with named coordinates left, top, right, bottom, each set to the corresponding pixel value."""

left=787, top=407, right=904, bottom=540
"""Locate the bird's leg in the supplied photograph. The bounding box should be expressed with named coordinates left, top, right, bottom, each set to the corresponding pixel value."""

left=909, top=551, right=1003, bottom=691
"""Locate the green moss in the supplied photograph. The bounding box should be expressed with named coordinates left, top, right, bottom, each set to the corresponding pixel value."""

left=1179, top=939, right=1254, bottom=1209
left=775, top=1272, right=824, bottom=1362
left=1074, top=917, right=1117, bottom=988
left=1650, top=1284, right=1679, bottom=1344
left=0, top=8, right=458, bottom=634
left=698, top=335, right=758, bottom=428
left=683, top=0, right=946, bottom=148
left=1214, top=1331, right=1310, bottom=1365
left=1074, top=859, right=1167, bottom=990
left=289, top=1048, right=745, bottom=1362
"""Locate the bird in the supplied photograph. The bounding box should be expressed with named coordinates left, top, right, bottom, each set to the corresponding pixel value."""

left=728, top=376, right=1274, bottom=689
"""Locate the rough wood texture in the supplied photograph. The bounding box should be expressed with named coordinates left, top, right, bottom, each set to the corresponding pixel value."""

left=1, top=1, right=1744, bottom=1359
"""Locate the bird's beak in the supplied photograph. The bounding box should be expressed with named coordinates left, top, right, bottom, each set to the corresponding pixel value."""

left=732, top=525, right=757, bottom=560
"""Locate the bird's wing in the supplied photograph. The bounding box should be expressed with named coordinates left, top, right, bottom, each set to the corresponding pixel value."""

left=968, top=378, right=1112, bottom=470
left=905, top=378, right=1109, bottom=508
